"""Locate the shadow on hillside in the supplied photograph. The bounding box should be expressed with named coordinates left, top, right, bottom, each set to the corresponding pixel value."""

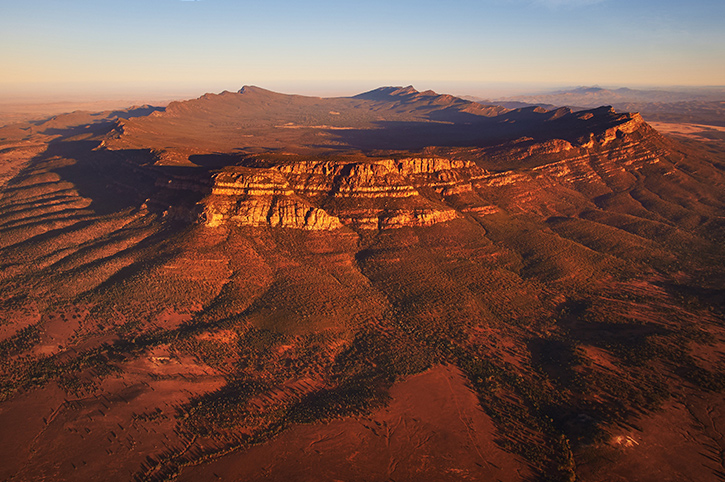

left=33, top=106, right=166, bottom=137
left=32, top=140, right=208, bottom=216
left=321, top=120, right=510, bottom=151
left=188, top=153, right=246, bottom=169
left=324, top=107, right=617, bottom=151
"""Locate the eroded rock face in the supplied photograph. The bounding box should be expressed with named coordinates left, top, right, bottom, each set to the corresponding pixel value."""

left=117, top=91, right=672, bottom=232
left=202, top=157, right=469, bottom=230
left=199, top=114, right=668, bottom=231
left=204, top=195, right=342, bottom=230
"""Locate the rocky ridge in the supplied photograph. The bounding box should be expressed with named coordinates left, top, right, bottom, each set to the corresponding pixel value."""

left=92, top=87, right=675, bottom=232
left=201, top=157, right=473, bottom=230
left=197, top=113, right=668, bottom=230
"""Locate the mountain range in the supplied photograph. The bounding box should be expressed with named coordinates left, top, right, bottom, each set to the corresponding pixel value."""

left=485, top=86, right=725, bottom=130
left=0, top=86, right=724, bottom=482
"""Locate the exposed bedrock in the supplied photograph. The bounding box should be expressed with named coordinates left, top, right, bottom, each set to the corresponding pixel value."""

left=202, top=157, right=473, bottom=230
left=201, top=117, right=668, bottom=230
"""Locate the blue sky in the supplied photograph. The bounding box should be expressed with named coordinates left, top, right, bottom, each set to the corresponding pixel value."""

left=1, top=0, right=723, bottom=101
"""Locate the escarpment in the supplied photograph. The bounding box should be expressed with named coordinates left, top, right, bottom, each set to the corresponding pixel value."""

left=204, top=194, right=342, bottom=230
left=201, top=157, right=468, bottom=230
left=97, top=86, right=677, bottom=231
left=198, top=118, right=667, bottom=229
left=465, top=118, right=671, bottom=216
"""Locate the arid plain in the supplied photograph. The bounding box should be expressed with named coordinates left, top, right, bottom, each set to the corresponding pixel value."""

left=0, top=86, right=724, bottom=482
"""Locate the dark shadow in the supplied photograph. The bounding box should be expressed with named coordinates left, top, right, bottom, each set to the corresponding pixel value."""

left=42, top=140, right=160, bottom=214
left=321, top=120, right=507, bottom=151
left=0, top=208, right=91, bottom=231
left=7, top=138, right=211, bottom=218
left=321, top=105, right=626, bottom=152
left=39, top=122, right=117, bottom=138
left=74, top=231, right=187, bottom=298
left=528, top=337, right=581, bottom=385
left=555, top=299, right=671, bottom=367
left=0, top=218, right=99, bottom=252
left=188, top=153, right=246, bottom=169
left=107, top=105, right=165, bottom=120
left=33, top=106, right=165, bottom=137
left=660, top=281, right=725, bottom=315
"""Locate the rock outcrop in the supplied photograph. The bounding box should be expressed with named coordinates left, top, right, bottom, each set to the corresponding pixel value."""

left=190, top=112, right=668, bottom=231
left=98, top=87, right=675, bottom=232
left=201, top=158, right=469, bottom=230
left=466, top=115, right=670, bottom=216
left=204, top=195, right=342, bottom=230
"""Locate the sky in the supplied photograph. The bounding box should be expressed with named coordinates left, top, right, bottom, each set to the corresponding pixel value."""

left=1, top=0, right=724, bottom=102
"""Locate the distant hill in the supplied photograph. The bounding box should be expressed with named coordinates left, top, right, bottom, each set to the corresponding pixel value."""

left=501, top=85, right=725, bottom=106
left=103, top=85, right=511, bottom=156
left=490, top=86, right=725, bottom=129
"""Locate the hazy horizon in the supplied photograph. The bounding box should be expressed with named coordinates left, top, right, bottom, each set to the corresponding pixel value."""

left=2, top=0, right=724, bottom=105
left=2, top=80, right=724, bottom=107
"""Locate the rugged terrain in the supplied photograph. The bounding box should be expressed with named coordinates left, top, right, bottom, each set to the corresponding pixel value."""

left=492, top=86, right=725, bottom=143
left=1, top=86, right=724, bottom=482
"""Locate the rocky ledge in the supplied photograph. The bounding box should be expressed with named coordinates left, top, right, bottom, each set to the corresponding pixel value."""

left=201, top=157, right=474, bottom=230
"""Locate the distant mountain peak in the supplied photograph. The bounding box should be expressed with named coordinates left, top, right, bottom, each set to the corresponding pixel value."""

left=568, top=86, right=608, bottom=94
left=391, top=85, right=419, bottom=96
left=238, top=85, right=276, bottom=95
left=353, top=85, right=422, bottom=100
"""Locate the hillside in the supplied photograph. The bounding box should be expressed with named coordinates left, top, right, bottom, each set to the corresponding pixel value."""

left=0, top=87, right=724, bottom=482
left=494, top=86, right=725, bottom=142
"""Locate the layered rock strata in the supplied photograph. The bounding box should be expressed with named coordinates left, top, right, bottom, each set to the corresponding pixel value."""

left=202, top=157, right=476, bottom=230
left=467, top=118, right=670, bottom=216
left=200, top=115, right=670, bottom=231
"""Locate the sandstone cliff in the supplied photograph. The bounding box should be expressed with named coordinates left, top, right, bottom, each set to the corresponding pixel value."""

left=177, top=108, right=670, bottom=231
left=201, top=157, right=468, bottom=230
left=99, top=88, right=674, bottom=232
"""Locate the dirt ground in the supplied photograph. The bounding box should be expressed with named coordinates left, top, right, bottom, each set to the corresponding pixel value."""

left=176, top=365, right=532, bottom=482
